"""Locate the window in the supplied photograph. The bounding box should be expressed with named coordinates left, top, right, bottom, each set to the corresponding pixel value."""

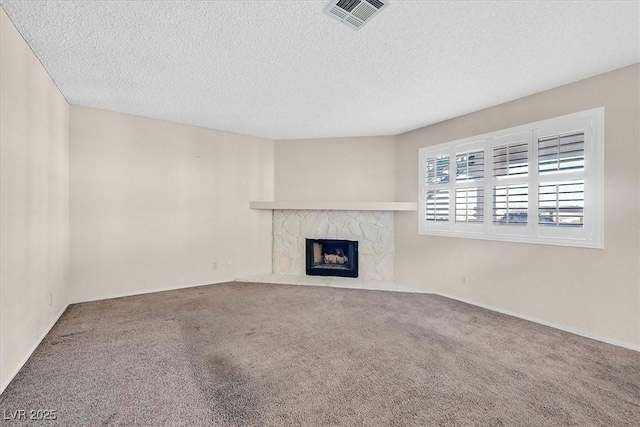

left=419, top=108, right=604, bottom=248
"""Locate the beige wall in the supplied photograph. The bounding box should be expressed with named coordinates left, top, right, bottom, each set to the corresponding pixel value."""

left=69, top=106, right=274, bottom=302
left=1, top=4, right=637, bottom=397
left=0, top=10, right=70, bottom=389
left=395, top=64, right=640, bottom=348
left=274, top=136, right=395, bottom=201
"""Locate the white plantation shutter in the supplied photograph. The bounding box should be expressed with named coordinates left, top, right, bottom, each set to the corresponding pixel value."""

left=536, top=129, right=586, bottom=228
left=493, top=141, right=528, bottom=177
left=456, top=149, right=485, bottom=181
left=488, top=132, right=532, bottom=236
left=534, top=116, right=599, bottom=243
left=422, top=149, right=453, bottom=229
left=454, top=146, right=486, bottom=229
left=538, top=180, right=584, bottom=227
left=419, top=108, right=604, bottom=248
left=426, top=155, right=450, bottom=184
left=538, top=131, right=585, bottom=174
left=492, top=184, right=528, bottom=225
left=455, top=187, right=484, bottom=223
left=426, top=190, right=450, bottom=221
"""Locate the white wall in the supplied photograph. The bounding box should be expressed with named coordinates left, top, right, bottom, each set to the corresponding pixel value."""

left=274, top=136, right=395, bottom=202
left=69, top=106, right=274, bottom=302
left=0, top=9, right=70, bottom=390
left=395, top=64, right=640, bottom=348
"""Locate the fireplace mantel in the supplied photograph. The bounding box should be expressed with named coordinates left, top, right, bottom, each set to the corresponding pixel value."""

left=249, top=201, right=416, bottom=211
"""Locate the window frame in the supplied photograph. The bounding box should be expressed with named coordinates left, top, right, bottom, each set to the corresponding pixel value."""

left=418, top=107, right=604, bottom=249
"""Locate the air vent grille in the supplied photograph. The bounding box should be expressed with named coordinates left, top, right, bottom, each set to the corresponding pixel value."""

left=346, top=16, right=363, bottom=27
left=365, top=0, right=384, bottom=9
left=352, top=3, right=377, bottom=21
left=324, top=0, right=388, bottom=30
left=336, top=0, right=361, bottom=13
left=329, top=6, right=348, bottom=19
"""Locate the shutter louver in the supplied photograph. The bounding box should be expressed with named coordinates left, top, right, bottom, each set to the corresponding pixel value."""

left=493, top=184, right=528, bottom=225
left=426, top=155, right=450, bottom=184
left=455, top=187, right=484, bottom=223
left=456, top=149, right=484, bottom=181
left=426, top=190, right=449, bottom=221
left=538, top=180, right=584, bottom=227
left=539, top=131, right=585, bottom=174
left=493, top=141, right=528, bottom=177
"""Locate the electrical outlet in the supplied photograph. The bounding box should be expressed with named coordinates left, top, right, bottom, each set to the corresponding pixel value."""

left=212, top=262, right=217, bottom=270
left=227, top=261, right=233, bottom=268
left=49, top=293, right=53, bottom=306
left=461, top=275, right=467, bottom=285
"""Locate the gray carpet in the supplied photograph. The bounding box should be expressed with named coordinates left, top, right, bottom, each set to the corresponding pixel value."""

left=1, top=282, right=638, bottom=426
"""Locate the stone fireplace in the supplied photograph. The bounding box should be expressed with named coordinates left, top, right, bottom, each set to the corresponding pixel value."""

left=272, top=210, right=394, bottom=280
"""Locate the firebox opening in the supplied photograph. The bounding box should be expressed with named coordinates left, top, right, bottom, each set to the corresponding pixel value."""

left=306, top=238, right=358, bottom=278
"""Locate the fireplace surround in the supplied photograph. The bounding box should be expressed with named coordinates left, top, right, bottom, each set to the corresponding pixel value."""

left=272, top=210, right=394, bottom=281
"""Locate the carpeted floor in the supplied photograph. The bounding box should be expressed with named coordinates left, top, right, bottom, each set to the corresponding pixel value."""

left=1, top=282, right=638, bottom=426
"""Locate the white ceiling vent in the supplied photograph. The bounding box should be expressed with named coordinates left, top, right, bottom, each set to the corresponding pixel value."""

left=324, top=0, right=389, bottom=30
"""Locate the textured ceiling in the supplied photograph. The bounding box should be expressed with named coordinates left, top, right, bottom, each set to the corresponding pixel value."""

left=1, top=1, right=638, bottom=140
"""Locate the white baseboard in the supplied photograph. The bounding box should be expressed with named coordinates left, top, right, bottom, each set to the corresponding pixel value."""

left=69, top=279, right=232, bottom=304
left=431, top=291, right=640, bottom=352
left=4, top=279, right=631, bottom=397
left=242, top=276, right=639, bottom=352
left=1, top=280, right=234, bottom=395
left=1, top=303, right=69, bottom=395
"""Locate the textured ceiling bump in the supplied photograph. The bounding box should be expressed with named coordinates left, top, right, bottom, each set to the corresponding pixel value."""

left=1, top=0, right=638, bottom=140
